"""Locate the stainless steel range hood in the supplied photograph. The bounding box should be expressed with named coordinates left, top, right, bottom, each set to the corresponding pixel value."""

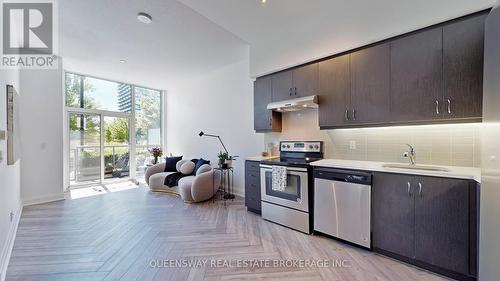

left=267, top=95, right=318, bottom=112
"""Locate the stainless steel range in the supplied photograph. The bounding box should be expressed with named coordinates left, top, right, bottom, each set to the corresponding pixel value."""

left=260, top=141, right=323, bottom=234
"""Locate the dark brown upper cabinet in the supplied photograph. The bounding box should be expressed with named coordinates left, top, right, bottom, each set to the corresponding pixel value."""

left=318, top=54, right=351, bottom=128
left=254, top=76, right=282, bottom=132
left=293, top=63, right=319, bottom=98
left=350, top=43, right=391, bottom=124
left=390, top=27, right=443, bottom=122
left=271, top=70, right=293, bottom=102
left=443, top=13, right=486, bottom=120
left=256, top=10, right=487, bottom=130
left=271, top=64, right=319, bottom=102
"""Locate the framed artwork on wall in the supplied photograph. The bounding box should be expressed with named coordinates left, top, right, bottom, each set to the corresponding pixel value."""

left=6, top=85, right=19, bottom=165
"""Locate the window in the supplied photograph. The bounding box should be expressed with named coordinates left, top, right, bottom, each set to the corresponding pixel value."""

left=135, top=87, right=161, bottom=146
left=134, top=87, right=162, bottom=176
left=65, top=73, right=132, bottom=112
left=65, top=72, right=162, bottom=186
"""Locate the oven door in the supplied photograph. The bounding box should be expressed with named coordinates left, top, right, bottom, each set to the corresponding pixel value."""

left=260, top=164, right=309, bottom=212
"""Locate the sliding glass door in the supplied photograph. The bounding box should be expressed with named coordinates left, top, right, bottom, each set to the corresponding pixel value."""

left=68, top=112, right=131, bottom=187
left=103, top=116, right=130, bottom=180
left=69, top=113, right=101, bottom=186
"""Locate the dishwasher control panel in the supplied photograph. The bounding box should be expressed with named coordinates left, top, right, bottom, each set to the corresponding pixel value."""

left=314, top=168, right=372, bottom=185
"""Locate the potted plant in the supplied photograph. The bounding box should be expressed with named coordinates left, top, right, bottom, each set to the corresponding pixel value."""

left=217, top=151, right=238, bottom=168
left=224, top=155, right=238, bottom=168
left=148, top=147, right=163, bottom=164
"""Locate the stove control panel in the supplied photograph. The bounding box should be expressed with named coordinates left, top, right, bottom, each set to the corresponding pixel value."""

left=280, top=141, right=323, bottom=153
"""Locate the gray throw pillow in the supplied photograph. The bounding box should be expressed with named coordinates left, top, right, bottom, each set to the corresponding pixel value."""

left=180, top=161, right=195, bottom=175
left=196, top=164, right=211, bottom=176
left=176, top=159, right=188, bottom=172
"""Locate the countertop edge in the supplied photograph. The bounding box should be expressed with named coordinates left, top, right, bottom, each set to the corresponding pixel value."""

left=246, top=156, right=279, bottom=162
left=311, top=160, right=481, bottom=183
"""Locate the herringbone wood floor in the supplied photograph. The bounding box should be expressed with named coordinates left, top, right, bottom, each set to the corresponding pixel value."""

left=6, top=185, right=450, bottom=281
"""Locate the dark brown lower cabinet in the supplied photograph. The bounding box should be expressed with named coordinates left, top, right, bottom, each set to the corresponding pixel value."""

left=372, top=172, right=478, bottom=281
left=245, top=161, right=261, bottom=214
left=414, top=176, right=470, bottom=275
left=372, top=173, right=415, bottom=259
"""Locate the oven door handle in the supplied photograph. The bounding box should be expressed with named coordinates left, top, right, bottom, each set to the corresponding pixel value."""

left=259, top=164, right=308, bottom=172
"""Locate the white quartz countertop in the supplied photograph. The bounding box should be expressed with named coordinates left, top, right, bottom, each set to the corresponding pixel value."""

left=246, top=156, right=279, bottom=161
left=311, top=159, right=481, bottom=183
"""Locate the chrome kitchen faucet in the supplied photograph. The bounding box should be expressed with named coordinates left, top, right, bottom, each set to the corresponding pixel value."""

left=403, top=144, right=416, bottom=165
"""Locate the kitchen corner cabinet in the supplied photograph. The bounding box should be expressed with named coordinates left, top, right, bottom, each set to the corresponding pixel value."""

left=271, top=64, right=319, bottom=102
left=254, top=76, right=282, bottom=132
left=372, top=172, right=478, bottom=280
left=245, top=161, right=261, bottom=214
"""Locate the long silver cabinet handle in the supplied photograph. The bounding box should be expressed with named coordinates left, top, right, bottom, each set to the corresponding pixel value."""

left=407, top=182, right=411, bottom=197
left=435, top=100, right=440, bottom=115
left=345, top=109, right=349, bottom=121
left=418, top=182, right=422, bottom=197
left=447, top=99, right=451, bottom=114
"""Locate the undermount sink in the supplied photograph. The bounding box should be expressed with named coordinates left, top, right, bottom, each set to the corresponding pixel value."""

left=382, top=163, right=450, bottom=172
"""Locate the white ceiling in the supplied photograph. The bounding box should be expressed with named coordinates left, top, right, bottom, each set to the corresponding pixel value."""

left=60, top=0, right=248, bottom=90
left=61, top=0, right=496, bottom=88
left=178, top=0, right=496, bottom=77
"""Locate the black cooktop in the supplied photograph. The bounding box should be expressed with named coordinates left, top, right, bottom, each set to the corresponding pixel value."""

left=261, top=141, right=324, bottom=167
left=261, top=156, right=322, bottom=167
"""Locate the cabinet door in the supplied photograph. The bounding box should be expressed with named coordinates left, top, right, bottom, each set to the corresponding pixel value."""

left=391, top=27, right=443, bottom=122
left=245, top=161, right=261, bottom=213
left=318, top=55, right=351, bottom=128
left=271, top=70, right=293, bottom=102
left=293, top=63, right=319, bottom=98
left=254, top=77, right=273, bottom=131
left=414, top=176, right=470, bottom=275
left=443, top=14, right=486, bottom=119
left=254, top=77, right=281, bottom=132
left=372, top=173, right=415, bottom=258
left=351, top=43, right=391, bottom=124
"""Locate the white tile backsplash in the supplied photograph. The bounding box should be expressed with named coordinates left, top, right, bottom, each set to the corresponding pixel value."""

left=264, top=109, right=481, bottom=167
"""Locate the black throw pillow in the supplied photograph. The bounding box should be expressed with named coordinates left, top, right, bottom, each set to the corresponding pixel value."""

left=194, top=158, right=210, bottom=174
left=164, top=156, right=183, bottom=172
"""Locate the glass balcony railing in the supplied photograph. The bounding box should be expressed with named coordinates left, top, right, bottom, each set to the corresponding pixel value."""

left=69, top=144, right=160, bottom=185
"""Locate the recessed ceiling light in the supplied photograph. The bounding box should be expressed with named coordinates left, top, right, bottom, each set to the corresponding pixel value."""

left=119, top=59, right=126, bottom=63
left=137, top=12, right=152, bottom=24
left=261, top=0, right=267, bottom=3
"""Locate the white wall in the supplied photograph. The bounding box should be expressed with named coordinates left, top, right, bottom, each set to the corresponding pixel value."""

left=0, top=69, right=21, bottom=281
left=18, top=63, right=64, bottom=205
left=166, top=58, right=263, bottom=196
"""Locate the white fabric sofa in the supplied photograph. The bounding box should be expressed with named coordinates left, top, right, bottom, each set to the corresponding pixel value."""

left=145, top=159, right=220, bottom=203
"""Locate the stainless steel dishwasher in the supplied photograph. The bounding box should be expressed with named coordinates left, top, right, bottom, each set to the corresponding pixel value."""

left=313, top=168, right=372, bottom=248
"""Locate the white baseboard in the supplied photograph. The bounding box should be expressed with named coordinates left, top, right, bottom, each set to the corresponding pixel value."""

left=233, top=186, right=245, bottom=198
left=22, top=192, right=65, bottom=206
left=0, top=204, right=22, bottom=281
